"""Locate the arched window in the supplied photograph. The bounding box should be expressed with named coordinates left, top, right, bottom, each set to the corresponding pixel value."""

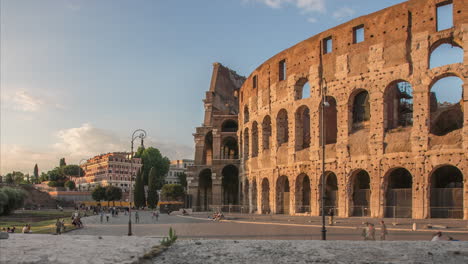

left=244, top=106, right=249, bottom=124
left=251, top=122, right=259, bottom=157
left=430, top=165, right=463, bottom=219
left=351, top=90, right=370, bottom=131
left=203, top=131, right=213, bottom=165
left=221, top=120, right=238, bottom=132
left=430, top=76, right=463, bottom=136
left=384, top=81, right=413, bottom=131
left=385, top=168, right=412, bottom=218
left=294, top=78, right=310, bottom=100
left=350, top=170, right=371, bottom=217
left=276, top=109, right=289, bottom=145
left=243, top=128, right=249, bottom=159
left=222, top=165, right=239, bottom=205
left=320, top=96, right=338, bottom=145
left=222, top=137, right=238, bottom=159
left=262, top=116, right=272, bottom=150
left=295, top=106, right=310, bottom=150
left=430, top=43, right=463, bottom=69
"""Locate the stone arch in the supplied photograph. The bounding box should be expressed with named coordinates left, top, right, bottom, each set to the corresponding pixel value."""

left=202, top=131, right=213, bottom=165
left=319, top=96, right=338, bottom=145
left=295, top=105, right=311, bottom=150
left=384, top=80, right=413, bottom=131
left=244, top=105, right=249, bottom=124
left=243, top=178, right=249, bottom=207
left=348, top=169, right=371, bottom=216
left=262, top=115, right=272, bottom=150
left=429, top=38, right=464, bottom=69
left=294, top=77, right=310, bottom=100
left=222, top=165, right=239, bottom=205
left=222, top=136, right=238, bottom=159
left=384, top=167, right=413, bottom=218
left=295, top=173, right=311, bottom=213
left=430, top=165, right=463, bottom=219
left=221, top=119, right=238, bottom=132
left=243, top=128, right=249, bottom=159
left=350, top=90, right=371, bottom=131
left=276, top=109, right=289, bottom=145
left=429, top=75, right=463, bottom=136
left=198, top=169, right=212, bottom=211
left=261, top=178, right=270, bottom=214
left=251, top=121, right=259, bottom=157
left=251, top=178, right=258, bottom=213
left=325, top=172, right=338, bottom=213
left=276, top=175, right=290, bottom=214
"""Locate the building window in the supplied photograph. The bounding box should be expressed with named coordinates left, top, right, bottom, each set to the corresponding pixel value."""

left=323, top=37, right=332, bottom=54
left=353, top=25, right=364, bottom=43
left=437, top=1, right=453, bottom=31
left=279, top=60, right=286, bottom=81
left=253, top=75, right=258, bottom=89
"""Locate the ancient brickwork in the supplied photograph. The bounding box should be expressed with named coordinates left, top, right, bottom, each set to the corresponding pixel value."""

left=239, top=0, right=467, bottom=219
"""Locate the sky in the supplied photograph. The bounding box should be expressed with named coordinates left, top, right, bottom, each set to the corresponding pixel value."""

left=0, top=0, right=462, bottom=175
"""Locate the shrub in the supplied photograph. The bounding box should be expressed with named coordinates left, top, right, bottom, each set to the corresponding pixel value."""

left=48, top=181, right=58, bottom=187
left=160, top=227, right=177, bottom=247
left=64, top=180, right=76, bottom=190
left=0, top=187, right=26, bottom=216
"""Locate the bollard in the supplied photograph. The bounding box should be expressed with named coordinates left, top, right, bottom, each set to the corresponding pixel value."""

left=412, top=222, right=417, bottom=231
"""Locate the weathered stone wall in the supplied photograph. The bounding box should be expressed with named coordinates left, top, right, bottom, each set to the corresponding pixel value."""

left=238, top=0, right=468, bottom=219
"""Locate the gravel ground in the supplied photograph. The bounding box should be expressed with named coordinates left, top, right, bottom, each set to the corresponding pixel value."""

left=156, top=240, right=468, bottom=264
left=0, top=234, right=160, bottom=264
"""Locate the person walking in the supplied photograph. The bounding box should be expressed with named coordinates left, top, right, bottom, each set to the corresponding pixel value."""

left=100, top=211, right=104, bottom=223
left=55, top=219, right=62, bottom=235
left=328, top=208, right=334, bottom=226
left=135, top=211, right=140, bottom=224
left=380, top=220, right=388, bottom=240
left=155, top=210, right=159, bottom=221
left=361, top=222, right=368, bottom=240
left=106, top=211, right=110, bottom=223
left=367, top=223, right=376, bottom=241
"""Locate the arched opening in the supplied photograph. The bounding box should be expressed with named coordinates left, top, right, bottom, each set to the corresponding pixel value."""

left=221, top=119, right=238, bottom=132
left=430, top=165, right=463, bottom=219
left=385, top=168, right=412, bottom=218
left=294, top=78, right=310, bottom=100
left=244, top=106, right=249, bottom=124
left=243, top=128, right=249, bottom=159
left=261, top=178, right=270, bottom=214
left=295, top=106, right=311, bottom=150
left=325, top=172, right=338, bottom=214
left=198, top=169, right=212, bottom=211
left=430, top=76, right=463, bottom=137
left=276, top=175, right=290, bottom=214
left=429, top=42, right=463, bottom=69
left=320, top=96, right=338, bottom=145
left=350, top=170, right=371, bottom=216
left=384, top=81, right=413, bottom=131
left=351, top=90, right=370, bottom=130
left=251, top=179, right=258, bottom=213
left=262, top=115, right=272, bottom=150
left=222, top=137, right=238, bottom=159
left=243, top=179, right=249, bottom=207
left=251, top=122, right=259, bottom=157
left=295, top=174, right=311, bottom=213
left=222, top=165, right=239, bottom=205
left=202, top=131, right=213, bottom=165
left=276, top=109, right=289, bottom=146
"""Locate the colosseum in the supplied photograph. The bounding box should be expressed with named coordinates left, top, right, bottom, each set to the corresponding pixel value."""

left=188, top=0, right=467, bottom=220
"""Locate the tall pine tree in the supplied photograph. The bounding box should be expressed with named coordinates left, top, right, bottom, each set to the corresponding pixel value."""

left=147, top=167, right=159, bottom=209
left=33, top=164, right=39, bottom=184
left=133, top=169, right=146, bottom=208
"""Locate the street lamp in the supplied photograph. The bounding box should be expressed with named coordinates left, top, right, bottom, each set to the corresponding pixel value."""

left=128, top=129, right=147, bottom=236
left=320, top=78, right=329, bottom=241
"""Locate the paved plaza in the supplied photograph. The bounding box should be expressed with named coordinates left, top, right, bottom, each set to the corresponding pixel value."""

left=67, top=211, right=468, bottom=241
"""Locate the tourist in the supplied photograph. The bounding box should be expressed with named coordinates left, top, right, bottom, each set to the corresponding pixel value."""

left=361, top=222, right=368, bottom=240
left=1, top=227, right=6, bottom=232
left=367, top=223, right=376, bottom=241
left=61, top=219, right=66, bottom=232
left=55, top=219, right=62, bottom=235
left=380, top=220, right=388, bottom=240
left=431, top=231, right=444, bottom=241
left=152, top=210, right=157, bottom=222
left=10, top=226, right=16, bottom=233
left=22, top=224, right=31, bottom=234
left=135, top=211, right=140, bottom=223
left=328, top=208, right=334, bottom=226
left=106, top=211, right=111, bottom=222
left=100, top=210, right=104, bottom=223
left=155, top=210, right=159, bottom=221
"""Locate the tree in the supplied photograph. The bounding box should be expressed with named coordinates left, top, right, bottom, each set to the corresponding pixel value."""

left=0, top=187, right=26, bottom=216
left=62, top=165, right=85, bottom=177
left=133, top=169, right=146, bottom=208
left=64, top=180, right=76, bottom=190
left=161, top=184, right=185, bottom=201
left=147, top=167, right=159, bottom=209
left=33, top=164, right=39, bottom=184
left=105, top=186, right=122, bottom=206
left=91, top=185, right=106, bottom=202
left=39, top=172, right=48, bottom=182
left=5, top=174, right=14, bottom=184
left=59, top=158, right=67, bottom=167
left=177, top=172, right=187, bottom=188
left=134, top=147, right=170, bottom=186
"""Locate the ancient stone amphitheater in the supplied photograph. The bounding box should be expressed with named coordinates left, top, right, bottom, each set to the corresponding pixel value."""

left=189, top=0, right=467, bottom=219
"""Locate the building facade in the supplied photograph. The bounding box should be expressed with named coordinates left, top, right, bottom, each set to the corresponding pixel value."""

left=165, top=159, right=194, bottom=185
left=187, top=63, right=245, bottom=211
left=238, top=0, right=467, bottom=219
left=76, top=152, right=142, bottom=194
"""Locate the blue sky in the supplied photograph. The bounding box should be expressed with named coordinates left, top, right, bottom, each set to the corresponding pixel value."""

left=0, top=0, right=462, bottom=174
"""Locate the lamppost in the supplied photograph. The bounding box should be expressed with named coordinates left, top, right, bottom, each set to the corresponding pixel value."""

left=320, top=78, right=329, bottom=241
left=128, top=129, right=147, bottom=236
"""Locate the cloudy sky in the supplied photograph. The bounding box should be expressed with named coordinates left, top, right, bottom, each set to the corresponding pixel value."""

left=0, top=0, right=460, bottom=174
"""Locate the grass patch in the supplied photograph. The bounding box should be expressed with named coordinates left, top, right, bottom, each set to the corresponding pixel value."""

left=0, top=210, right=80, bottom=234
left=0, top=217, right=79, bottom=234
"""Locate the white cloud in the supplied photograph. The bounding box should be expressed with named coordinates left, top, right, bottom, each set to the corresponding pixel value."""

left=332, top=7, right=355, bottom=20
left=246, top=0, right=325, bottom=13
left=1, top=124, right=194, bottom=174
left=3, top=90, right=44, bottom=112
left=307, top=17, right=317, bottom=23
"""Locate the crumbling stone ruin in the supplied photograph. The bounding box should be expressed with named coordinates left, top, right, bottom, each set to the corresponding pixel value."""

left=189, top=0, right=467, bottom=219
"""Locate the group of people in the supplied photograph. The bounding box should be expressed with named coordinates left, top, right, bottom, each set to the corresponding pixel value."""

left=431, top=231, right=458, bottom=241
left=361, top=221, right=388, bottom=240
left=211, top=211, right=225, bottom=221
left=1, top=225, right=32, bottom=234
left=71, top=210, right=84, bottom=228
left=55, top=218, right=66, bottom=235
